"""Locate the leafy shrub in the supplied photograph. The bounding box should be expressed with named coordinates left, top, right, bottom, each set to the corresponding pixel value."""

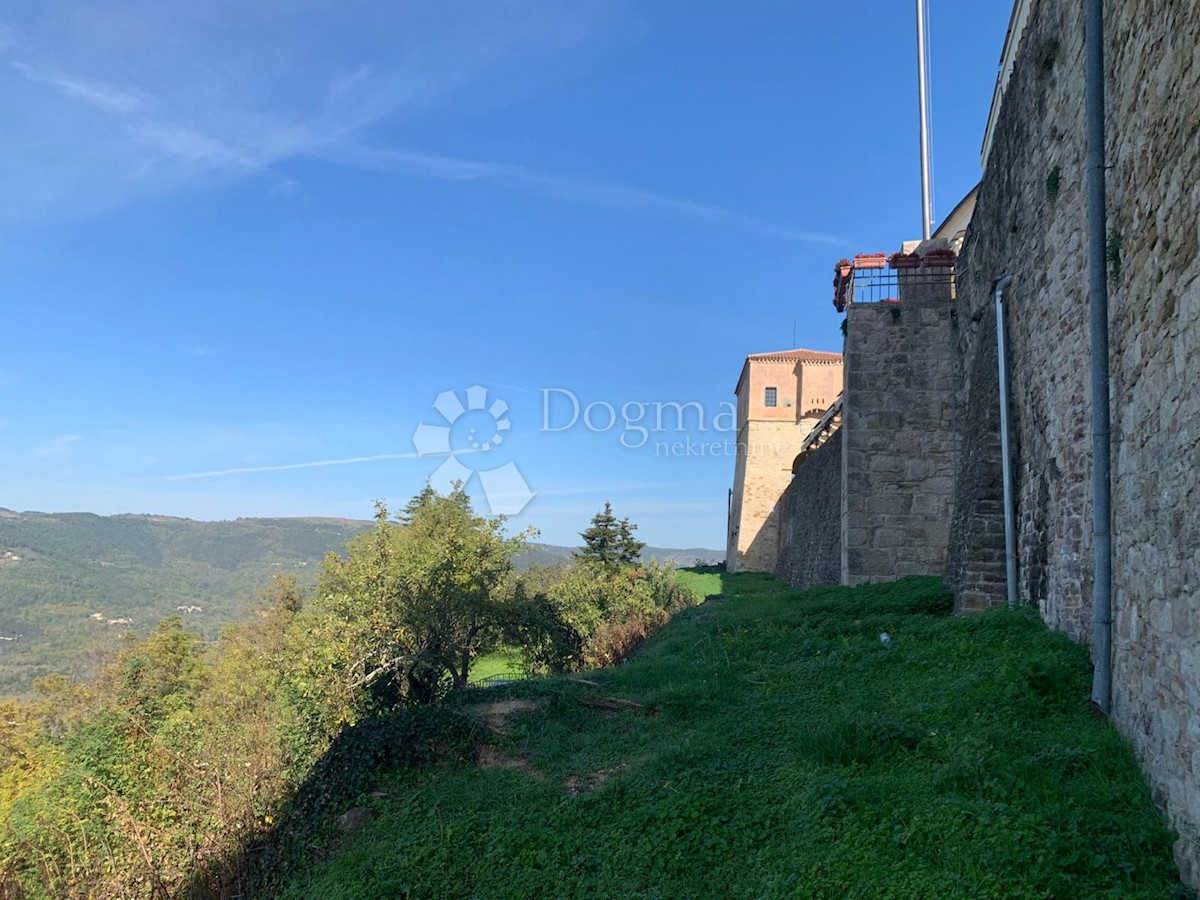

left=582, top=611, right=667, bottom=669
left=500, top=590, right=584, bottom=675
left=526, top=559, right=699, bottom=672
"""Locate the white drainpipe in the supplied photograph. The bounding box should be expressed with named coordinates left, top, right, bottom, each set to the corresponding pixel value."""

left=994, top=275, right=1018, bottom=608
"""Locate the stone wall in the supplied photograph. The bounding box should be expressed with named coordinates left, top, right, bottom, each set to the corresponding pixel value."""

left=774, top=428, right=842, bottom=590
left=1108, top=0, right=1200, bottom=880
left=944, top=302, right=1008, bottom=613
left=952, top=0, right=1095, bottom=636
left=949, top=0, right=1200, bottom=880
left=842, top=293, right=958, bottom=585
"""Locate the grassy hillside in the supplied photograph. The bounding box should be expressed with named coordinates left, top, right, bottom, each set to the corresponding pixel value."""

left=0, top=509, right=722, bottom=695
left=268, top=572, right=1184, bottom=898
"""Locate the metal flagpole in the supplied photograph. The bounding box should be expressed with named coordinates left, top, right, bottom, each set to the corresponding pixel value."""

left=916, top=0, right=933, bottom=240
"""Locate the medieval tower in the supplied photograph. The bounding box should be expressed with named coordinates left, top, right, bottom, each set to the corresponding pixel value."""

left=725, top=349, right=842, bottom=572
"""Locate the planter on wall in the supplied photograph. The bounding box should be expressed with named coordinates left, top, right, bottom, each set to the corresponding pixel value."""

left=889, top=252, right=922, bottom=269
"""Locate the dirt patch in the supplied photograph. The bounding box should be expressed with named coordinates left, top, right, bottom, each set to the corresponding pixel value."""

left=563, top=763, right=629, bottom=796
left=465, top=699, right=540, bottom=735
left=465, top=699, right=547, bottom=779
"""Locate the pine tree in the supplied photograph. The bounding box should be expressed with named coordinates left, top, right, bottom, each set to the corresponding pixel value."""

left=577, top=502, right=645, bottom=569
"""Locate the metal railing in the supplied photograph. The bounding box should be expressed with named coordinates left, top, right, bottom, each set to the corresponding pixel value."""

left=837, top=260, right=957, bottom=307
left=800, top=395, right=842, bottom=455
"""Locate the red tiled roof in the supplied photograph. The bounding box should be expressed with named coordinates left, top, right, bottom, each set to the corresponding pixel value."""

left=745, top=348, right=843, bottom=364
left=734, top=348, right=843, bottom=395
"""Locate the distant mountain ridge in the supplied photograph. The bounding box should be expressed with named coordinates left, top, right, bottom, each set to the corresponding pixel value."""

left=0, top=508, right=721, bottom=695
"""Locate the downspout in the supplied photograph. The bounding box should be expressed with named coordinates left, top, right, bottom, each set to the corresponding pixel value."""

left=994, top=276, right=1018, bottom=608
left=1085, top=0, right=1113, bottom=715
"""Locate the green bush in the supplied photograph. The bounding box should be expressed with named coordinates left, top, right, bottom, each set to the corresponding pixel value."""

left=524, top=559, right=699, bottom=672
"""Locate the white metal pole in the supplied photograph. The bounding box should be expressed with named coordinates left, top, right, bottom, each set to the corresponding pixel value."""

left=994, top=276, right=1018, bottom=608
left=916, top=0, right=933, bottom=240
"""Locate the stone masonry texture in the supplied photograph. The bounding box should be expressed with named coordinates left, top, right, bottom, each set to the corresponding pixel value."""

left=842, top=293, right=958, bottom=585
left=948, top=0, right=1200, bottom=881
left=774, top=428, right=842, bottom=590
left=944, top=303, right=1009, bottom=614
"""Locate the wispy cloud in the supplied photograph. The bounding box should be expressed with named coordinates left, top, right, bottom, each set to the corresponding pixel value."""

left=0, top=4, right=844, bottom=247
left=10, top=60, right=146, bottom=114
left=325, top=144, right=847, bottom=246
left=143, top=449, right=482, bottom=482
left=36, top=434, right=82, bottom=458
left=0, top=2, right=622, bottom=222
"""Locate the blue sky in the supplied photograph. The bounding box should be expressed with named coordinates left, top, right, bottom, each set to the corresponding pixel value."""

left=0, top=0, right=1013, bottom=549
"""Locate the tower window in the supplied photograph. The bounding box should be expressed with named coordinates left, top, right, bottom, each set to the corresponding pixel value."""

left=764, top=386, right=778, bottom=407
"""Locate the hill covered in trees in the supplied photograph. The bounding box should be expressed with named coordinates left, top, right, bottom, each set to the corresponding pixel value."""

left=0, top=510, right=371, bottom=694
left=0, top=508, right=720, bottom=695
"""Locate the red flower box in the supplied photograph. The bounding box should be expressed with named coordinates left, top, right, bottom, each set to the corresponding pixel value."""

left=889, top=252, right=922, bottom=269
left=853, top=253, right=888, bottom=270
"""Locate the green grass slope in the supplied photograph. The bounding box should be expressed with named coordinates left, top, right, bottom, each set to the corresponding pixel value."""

left=271, top=573, right=1185, bottom=899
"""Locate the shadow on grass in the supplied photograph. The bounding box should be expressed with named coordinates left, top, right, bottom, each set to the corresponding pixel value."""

left=177, top=706, right=477, bottom=899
